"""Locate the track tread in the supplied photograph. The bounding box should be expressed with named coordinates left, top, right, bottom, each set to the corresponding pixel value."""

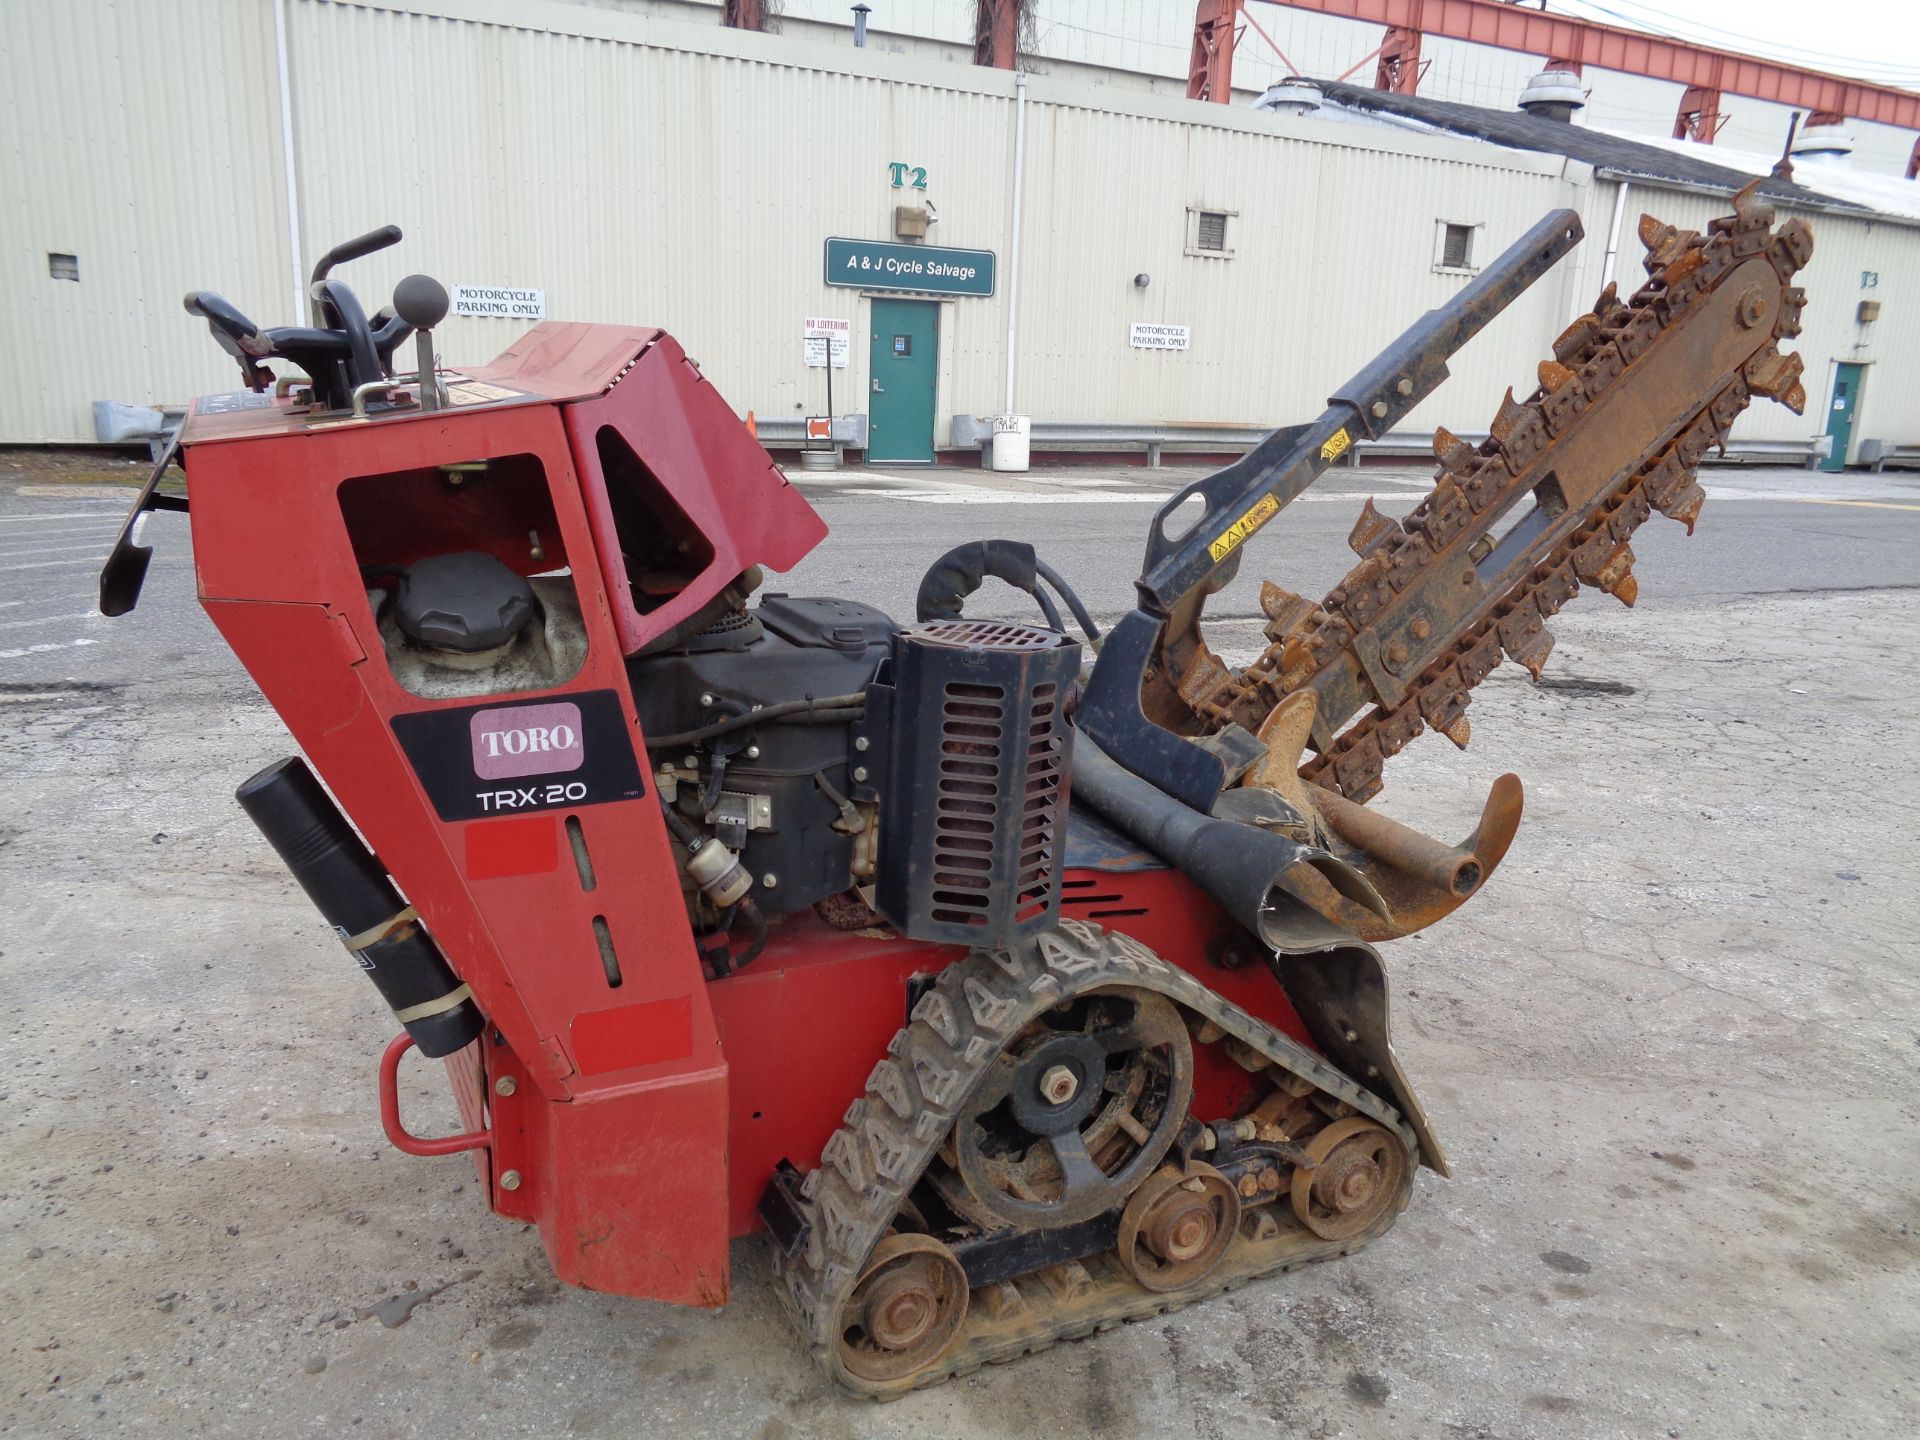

left=775, top=919, right=1415, bottom=1398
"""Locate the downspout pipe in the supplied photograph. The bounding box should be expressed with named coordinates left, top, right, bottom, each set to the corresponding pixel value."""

left=273, top=0, right=305, bottom=320
left=1601, top=178, right=1630, bottom=298
left=1003, top=71, right=1028, bottom=416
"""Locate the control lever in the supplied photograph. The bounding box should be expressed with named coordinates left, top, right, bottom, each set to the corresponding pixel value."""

left=391, top=274, right=451, bottom=411
left=183, top=291, right=272, bottom=390
left=308, top=224, right=403, bottom=324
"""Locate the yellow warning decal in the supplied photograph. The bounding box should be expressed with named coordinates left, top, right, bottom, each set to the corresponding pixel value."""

left=1207, top=494, right=1281, bottom=564
left=1320, top=428, right=1353, bottom=464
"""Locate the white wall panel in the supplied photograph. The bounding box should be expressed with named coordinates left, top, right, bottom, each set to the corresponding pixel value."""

left=2, top=0, right=1912, bottom=452
left=0, top=0, right=288, bottom=442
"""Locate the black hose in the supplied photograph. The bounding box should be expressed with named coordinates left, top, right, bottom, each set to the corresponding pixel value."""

left=1033, top=584, right=1065, bottom=632
left=657, top=794, right=701, bottom=848
left=698, top=751, right=729, bottom=814
left=646, top=695, right=867, bottom=750
left=1034, top=557, right=1102, bottom=643
left=727, top=898, right=769, bottom=972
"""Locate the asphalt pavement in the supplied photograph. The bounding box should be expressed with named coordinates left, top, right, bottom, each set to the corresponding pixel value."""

left=4, top=458, right=1919, bottom=1440
left=3, top=461, right=1917, bottom=690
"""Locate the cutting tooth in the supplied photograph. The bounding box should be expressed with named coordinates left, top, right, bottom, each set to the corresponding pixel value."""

left=1551, top=314, right=1599, bottom=364
left=1731, top=177, right=1775, bottom=229
left=1609, top=572, right=1640, bottom=607
left=1489, top=387, right=1528, bottom=443
left=1347, top=499, right=1401, bottom=559
left=1782, top=379, right=1807, bottom=415
left=1432, top=425, right=1475, bottom=473
left=1497, top=602, right=1554, bottom=681
left=1258, top=580, right=1316, bottom=637
left=1538, top=360, right=1576, bottom=393
left=1654, top=480, right=1707, bottom=534
left=1438, top=715, right=1471, bottom=749
left=1743, top=347, right=1802, bottom=400
left=1593, top=280, right=1623, bottom=319
left=1639, top=214, right=1679, bottom=270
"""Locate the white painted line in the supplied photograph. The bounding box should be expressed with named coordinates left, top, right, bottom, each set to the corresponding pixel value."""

left=0, top=555, right=109, bottom=571
left=0, top=592, right=99, bottom=610
left=0, top=512, right=125, bottom=523
left=0, top=541, right=120, bottom=559
left=0, top=522, right=124, bottom=537
left=0, top=610, right=101, bottom=631
left=885, top=490, right=1428, bottom=506
left=0, top=637, right=100, bottom=660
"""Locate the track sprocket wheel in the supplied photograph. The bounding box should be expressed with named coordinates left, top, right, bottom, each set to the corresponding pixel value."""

left=1117, top=1161, right=1241, bottom=1294
left=950, top=988, right=1193, bottom=1228
left=836, top=1233, right=969, bottom=1384
left=1290, top=1116, right=1409, bottom=1241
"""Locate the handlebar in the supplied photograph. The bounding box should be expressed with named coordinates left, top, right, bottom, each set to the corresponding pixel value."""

left=310, top=224, right=403, bottom=288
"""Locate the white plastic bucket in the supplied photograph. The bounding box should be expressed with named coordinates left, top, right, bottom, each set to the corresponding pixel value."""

left=990, top=414, right=1031, bottom=473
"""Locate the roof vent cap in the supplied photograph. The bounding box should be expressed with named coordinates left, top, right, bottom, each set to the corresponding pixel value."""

left=1791, top=120, right=1855, bottom=168
left=1253, top=77, right=1323, bottom=115
left=1517, top=69, right=1586, bottom=122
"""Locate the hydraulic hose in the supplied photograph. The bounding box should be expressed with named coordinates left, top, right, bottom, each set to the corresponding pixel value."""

left=645, top=694, right=867, bottom=750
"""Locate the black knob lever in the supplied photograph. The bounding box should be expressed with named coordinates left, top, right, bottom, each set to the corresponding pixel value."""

left=392, top=274, right=450, bottom=331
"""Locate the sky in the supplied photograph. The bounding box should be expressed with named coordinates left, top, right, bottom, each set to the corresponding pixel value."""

left=1551, top=0, right=1920, bottom=90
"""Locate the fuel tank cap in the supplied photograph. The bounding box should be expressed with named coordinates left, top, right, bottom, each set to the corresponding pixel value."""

left=394, top=551, right=536, bottom=653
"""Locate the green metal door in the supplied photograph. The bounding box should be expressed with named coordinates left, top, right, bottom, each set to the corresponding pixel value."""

left=867, top=299, right=938, bottom=464
left=1821, top=362, right=1864, bottom=472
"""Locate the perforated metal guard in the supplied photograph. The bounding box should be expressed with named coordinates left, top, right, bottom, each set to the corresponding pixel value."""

left=875, top=621, right=1080, bottom=945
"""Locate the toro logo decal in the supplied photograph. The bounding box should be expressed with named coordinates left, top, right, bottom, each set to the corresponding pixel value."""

left=470, top=702, right=585, bottom=780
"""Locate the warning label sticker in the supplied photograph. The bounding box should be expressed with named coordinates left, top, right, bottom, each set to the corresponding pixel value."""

left=1207, top=494, right=1281, bottom=563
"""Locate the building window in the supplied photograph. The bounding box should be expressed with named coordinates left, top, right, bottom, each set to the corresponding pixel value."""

left=48, top=253, right=79, bottom=282
left=1185, top=207, right=1236, bottom=258
left=1434, top=222, right=1480, bottom=274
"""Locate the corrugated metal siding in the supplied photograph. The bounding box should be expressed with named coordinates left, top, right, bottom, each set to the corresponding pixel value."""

left=3, top=0, right=1914, bottom=453
left=1590, top=180, right=1920, bottom=452
left=1013, top=97, right=1578, bottom=431
left=0, top=0, right=288, bottom=443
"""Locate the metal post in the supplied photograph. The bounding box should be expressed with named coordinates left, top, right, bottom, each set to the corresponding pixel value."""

left=272, top=0, right=305, bottom=321
left=1003, top=71, right=1028, bottom=417
left=826, top=326, right=835, bottom=461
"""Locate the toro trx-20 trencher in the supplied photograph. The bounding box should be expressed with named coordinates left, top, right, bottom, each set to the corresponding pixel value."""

left=102, top=189, right=1811, bottom=1394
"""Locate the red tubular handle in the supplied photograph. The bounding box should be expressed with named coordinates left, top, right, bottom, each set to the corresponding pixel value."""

left=378, top=1032, right=492, bottom=1157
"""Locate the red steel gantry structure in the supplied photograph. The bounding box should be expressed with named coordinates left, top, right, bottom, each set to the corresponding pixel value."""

left=1180, top=0, right=1920, bottom=164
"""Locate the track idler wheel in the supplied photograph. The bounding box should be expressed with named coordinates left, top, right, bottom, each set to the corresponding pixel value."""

left=1290, top=1116, right=1409, bottom=1241
left=951, top=988, right=1194, bottom=1228
left=837, top=1234, right=969, bottom=1385
left=1117, top=1161, right=1241, bottom=1294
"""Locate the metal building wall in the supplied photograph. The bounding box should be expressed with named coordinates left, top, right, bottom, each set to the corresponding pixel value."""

left=1011, top=96, right=1580, bottom=434
left=2, top=0, right=1911, bottom=455
left=1588, top=179, right=1919, bottom=455
left=0, top=0, right=290, bottom=444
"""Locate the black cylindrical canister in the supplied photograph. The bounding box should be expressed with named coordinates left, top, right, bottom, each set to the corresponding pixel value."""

left=236, top=757, right=484, bottom=1057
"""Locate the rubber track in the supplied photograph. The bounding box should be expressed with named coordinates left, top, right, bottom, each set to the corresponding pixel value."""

left=774, top=918, right=1417, bottom=1398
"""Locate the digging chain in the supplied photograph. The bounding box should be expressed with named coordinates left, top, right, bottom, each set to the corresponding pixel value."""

left=774, top=919, right=1416, bottom=1398
left=1181, top=192, right=1812, bottom=804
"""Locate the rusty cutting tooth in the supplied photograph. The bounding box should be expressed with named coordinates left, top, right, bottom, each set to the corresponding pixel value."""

left=1438, top=715, right=1471, bottom=749
left=1347, top=499, right=1401, bottom=559
left=1537, top=360, right=1576, bottom=393
left=1432, top=425, right=1475, bottom=472
left=1782, top=379, right=1807, bottom=415
left=1743, top=347, right=1802, bottom=400
left=1551, top=314, right=1599, bottom=364
left=1489, top=387, right=1528, bottom=443
left=1731, top=177, right=1775, bottom=228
